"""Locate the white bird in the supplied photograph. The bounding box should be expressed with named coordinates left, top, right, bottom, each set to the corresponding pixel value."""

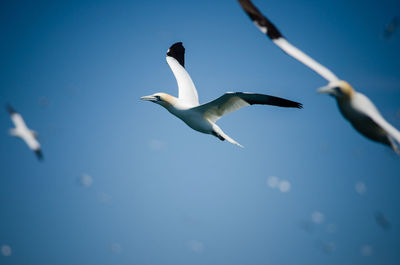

left=6, top=104, right=43, bottom=160
left=238, top=0, right=400, bottom=154
left=141, top=42, right=302, bottom=147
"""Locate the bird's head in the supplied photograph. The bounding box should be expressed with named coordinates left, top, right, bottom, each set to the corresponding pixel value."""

left=140, top=93, right=177, bottom=108
left=317, top=80, right=354, bottom=100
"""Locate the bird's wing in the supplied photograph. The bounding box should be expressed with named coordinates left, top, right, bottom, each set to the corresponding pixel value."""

left=166, top=42, right=199, bottom=107
left=34, top=149, right=44, bottom=160
left=193, top=92, right=302, bottom=123
left=238, top=0, right=339, bottom=83
left=6, top=104, right=27, bottom=129
left=355, top=93, right=400, bottom=144
left=20, top=131, right=41, bottom=150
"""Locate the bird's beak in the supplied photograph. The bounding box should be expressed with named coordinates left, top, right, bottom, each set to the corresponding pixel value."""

left=317, top=85, right=334, bottom=95
left=140, top=95, right=157, bottom=102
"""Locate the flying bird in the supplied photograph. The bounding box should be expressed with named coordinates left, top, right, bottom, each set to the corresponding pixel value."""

left=238, top=0, right=400, bottom=154
left=384, top=16, right=399, bottom=40
left=141, top=42, right=302, bottom=147
left=375, top=212, right=391, bottom=230
left=6, top=104, right=43, bottom=160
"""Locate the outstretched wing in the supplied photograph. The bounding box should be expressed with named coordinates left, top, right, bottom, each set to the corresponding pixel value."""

left=166, top=42, right=199, bottom=107
left=6, top=104, right=27, bottom=129
left=238, top=0, right=339, bottom=83
left=34, top=149, right=44, bottom=160
left=194, top=92, right=302, bottom=123
left=19, top=130, right=43, bottom=160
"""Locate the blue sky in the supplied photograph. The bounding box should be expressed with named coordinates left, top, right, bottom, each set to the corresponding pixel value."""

left=0, top=0, right=399, bottom=264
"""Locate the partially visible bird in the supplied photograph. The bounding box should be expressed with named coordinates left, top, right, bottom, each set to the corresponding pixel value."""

left=375, top=212, right=391, bottom=230
left=238, top=0, right=400, bottom=154
left=384, top=16, right=399, bottom=40
left=141, top=42, right=302, bottom=147
left=6, top=104, right=43, bottom=160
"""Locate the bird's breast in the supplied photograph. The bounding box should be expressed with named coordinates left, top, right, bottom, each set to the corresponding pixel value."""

left=168, top=108, right=213, bottom=134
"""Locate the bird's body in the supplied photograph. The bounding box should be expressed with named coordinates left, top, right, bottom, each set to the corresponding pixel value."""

left=337, top=92, right=392, bottom=147
left=7, top=105, right=43, bottom=160
left=161, top=97, right=214, bottom=134
left=238, top=0, right=400, bottom=153
left=141, top=42, right=302, bottom=147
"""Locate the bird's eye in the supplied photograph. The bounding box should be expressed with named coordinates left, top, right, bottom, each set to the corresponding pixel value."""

left=155, top=95, right=161, bottom=101
left=334, top=87, right=343, bottom=94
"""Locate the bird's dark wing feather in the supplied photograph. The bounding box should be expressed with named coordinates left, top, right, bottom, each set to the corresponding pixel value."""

left=194, top=92, right=302, bottom=122
left=167, top=42, right=185, bottom=67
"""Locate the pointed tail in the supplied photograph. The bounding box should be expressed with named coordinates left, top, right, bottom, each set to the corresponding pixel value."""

left=388, top=136, right=400, bottom=155
left=212, top=125, right=244, bottom=148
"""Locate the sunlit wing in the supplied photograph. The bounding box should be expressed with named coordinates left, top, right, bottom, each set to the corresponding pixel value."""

left=7, top=104, right=27, bottom=129
left=18, top=131, right=43, bottom=160
left=166, top=42, right=199, bottom=107
left=22, top=133, right=40, bottom=150
left=194, top=92, right=302, bottom=123
left=238, top=0, right=339, bottom=83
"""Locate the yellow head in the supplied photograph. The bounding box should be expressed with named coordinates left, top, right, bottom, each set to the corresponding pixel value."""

left=140, top=92, right=177, bottom=107
left=317, top=80, right=355, bottom=99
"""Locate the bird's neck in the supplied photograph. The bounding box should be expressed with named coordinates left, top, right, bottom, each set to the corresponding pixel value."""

left=339, top=81, right=356, bottom=99
left=336, top=91, right=354, bottom=104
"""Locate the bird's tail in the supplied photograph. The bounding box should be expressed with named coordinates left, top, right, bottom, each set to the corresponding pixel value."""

left=381, top=121, right=400, bottom=155
left=212, top=125, right=244, bottom=148
left=371, top=113, right=400, bottom=155
left=388, top=136, right=400, bottom=155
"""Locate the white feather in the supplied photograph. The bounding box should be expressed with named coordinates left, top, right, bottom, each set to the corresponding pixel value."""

left=166, top=56, right=199, bottom=107
left=273, top=38, right=339, bottom=83
left=194, top=94, right=250, bottom=123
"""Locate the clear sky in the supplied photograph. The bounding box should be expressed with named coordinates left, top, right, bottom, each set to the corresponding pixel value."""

left=0, top=0, right=399, bottom=264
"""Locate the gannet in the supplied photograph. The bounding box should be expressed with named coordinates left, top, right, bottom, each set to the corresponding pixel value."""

left=141, top=42, right=302, bottom=147
left=6, top=104, right=43, bottom=160
left=238, top=0, right=400, bottom=153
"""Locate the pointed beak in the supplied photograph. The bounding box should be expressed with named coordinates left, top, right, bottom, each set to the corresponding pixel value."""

left=317, top=85, right=334, bottom=95
left=140, top=95, right=157, bottom=101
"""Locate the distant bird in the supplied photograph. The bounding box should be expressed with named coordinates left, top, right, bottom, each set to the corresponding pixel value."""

left=238, top=0, right=400, bottom=153
left=316, top=240, right=336, bottom=254
left=375, top=212, right=391, bottom=230
left=141, top=42, right=302, bottom=147
left=384, top=16, right=399, bottom=40
left=299, top=220, right=314, bottom=234
left=6, top=104, right=43, bottom=160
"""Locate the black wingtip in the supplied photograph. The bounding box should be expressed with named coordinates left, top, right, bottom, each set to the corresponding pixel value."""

left=35, top=149, right=44, bottom=161
left=167, top=42, right=185, bottom=67
left=231, top=92, right=303, bottom=109
left=238, top=0, right=283, bottom=40
left=282, top=100, right=303, bottom=109
left=6, top=104, right=16, bottom=115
